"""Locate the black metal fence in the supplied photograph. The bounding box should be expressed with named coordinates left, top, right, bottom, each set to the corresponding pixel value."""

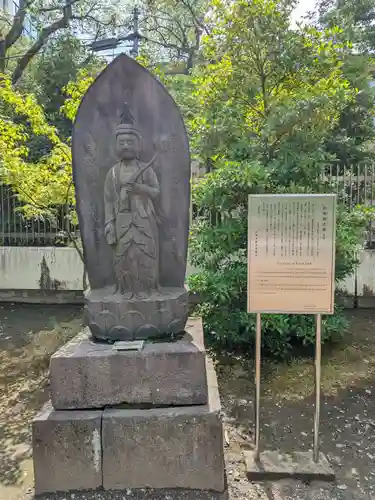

left=0, top=184, right=79, bottom=246
left=2, top=164, right=375, bottom=246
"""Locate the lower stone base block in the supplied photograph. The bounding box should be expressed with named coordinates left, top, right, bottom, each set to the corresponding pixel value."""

left=33, top=404, right=102, bottom=495
left=245, top=450, right=335, bottom=481
left=33, top=487, right=228, bottom=500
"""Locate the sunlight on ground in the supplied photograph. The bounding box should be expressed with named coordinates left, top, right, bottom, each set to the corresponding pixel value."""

left=265, top=344, right=375, bottom=401
left=218, top=312, right=375, bottom=403
left=0, top=315, right=82, bottom=500
left=0, top=317, right=82, bottom=398
left=264, top=319, right=375, bottom=401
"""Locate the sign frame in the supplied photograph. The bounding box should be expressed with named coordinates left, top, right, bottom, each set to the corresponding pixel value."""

left=247, top=193, right=336, bottom=316
left=247, top=193, right=337, bottom=466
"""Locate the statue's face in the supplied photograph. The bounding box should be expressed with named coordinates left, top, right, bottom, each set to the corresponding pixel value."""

left=117, top=132, right=140, bottom=160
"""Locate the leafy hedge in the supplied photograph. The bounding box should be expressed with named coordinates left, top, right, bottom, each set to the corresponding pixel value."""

left=188, top=161, right=366, bottom=358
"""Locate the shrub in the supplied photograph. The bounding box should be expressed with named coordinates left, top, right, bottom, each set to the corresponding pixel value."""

left=188, top=160, right=366, bottom=359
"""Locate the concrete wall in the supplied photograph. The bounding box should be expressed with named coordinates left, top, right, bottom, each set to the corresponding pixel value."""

left=0, top=247, right=198, bottom=303
left=0, top=247, right=84, bottom=297
left=337, top=248, right=375, bottom=308
left=1, top=246, right=375, bottom=306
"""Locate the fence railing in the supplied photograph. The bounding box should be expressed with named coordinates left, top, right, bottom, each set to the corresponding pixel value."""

left=319, top=165, right=375, bottom=247
left=0, top=184, right=79, bottom=246
left=2, top=164, right=375, bottom=247
left=320, top=165, right=375, bottom=207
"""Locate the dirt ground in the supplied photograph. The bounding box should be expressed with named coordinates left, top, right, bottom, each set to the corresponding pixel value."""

left=221, top=309, right=375, bottom=500
left=0, top=303, right=83, bottom=500
left=1, top=305, right=375, bottom=500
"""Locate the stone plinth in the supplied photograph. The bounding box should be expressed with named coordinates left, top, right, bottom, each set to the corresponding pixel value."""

left=50, top=318, right=207, bottom=409
left=33, top=360, right=226, bottom=497
left=102, top=360, right=224, bottom=492
left=85, top=286, right=188, bottom=341
left=33, top=403, right=102, bottom=495
left=33, top=317, right=226, bottom=498
left=245, top=450, right=335, bottom=481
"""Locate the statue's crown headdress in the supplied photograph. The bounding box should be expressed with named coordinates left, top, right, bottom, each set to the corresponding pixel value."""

left=120, top=102, right=135, bottom=125
left=116, top=102, right=141, bottom=139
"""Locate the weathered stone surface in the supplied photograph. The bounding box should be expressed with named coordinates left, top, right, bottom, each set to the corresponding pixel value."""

left=84, top=286, right=188, bottom=341
left=33, top=487, right=228, bottom=500
left=102, top=359, right=225, bottom=492
left=32, top=403, right=102, bottom=495
left=245, top=450, right=335, bottom=481
left=72, top=54, right=190, bottom=341
left=50, top=318, right=208, bottom=409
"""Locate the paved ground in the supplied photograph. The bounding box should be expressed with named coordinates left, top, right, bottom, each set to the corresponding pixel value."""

left=1, top=305, right=375, bottom=500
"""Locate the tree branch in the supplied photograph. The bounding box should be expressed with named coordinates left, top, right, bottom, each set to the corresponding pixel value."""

left=139, top=33, right=186, bottom=53
left=7, top=0, right=110, bottom=82
left=12, top=14, right=69, bottom=84
left=179, top=0, right=210, bottom=35
left=5, top=0, right=32, bottom=49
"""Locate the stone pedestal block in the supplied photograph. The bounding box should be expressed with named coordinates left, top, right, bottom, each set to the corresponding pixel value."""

left=245, top=450, right=335, bottom=481
left=102, top=360, right=225, bottom=492
left=32, top=403, right=102, bottom=495
left=50, top=318, right=207, bottom=409
left=85, top=286, right=188, bottom=341
left=34, top=488, right=228, bottom=499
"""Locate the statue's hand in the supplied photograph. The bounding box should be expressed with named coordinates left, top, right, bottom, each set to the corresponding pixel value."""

left=131, top=182, right=147, bottom=195
left=105, top=222, right=116, bottom=245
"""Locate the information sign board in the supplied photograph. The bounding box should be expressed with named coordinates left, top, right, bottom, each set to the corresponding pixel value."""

left=247, top=194, right=336, bottom=314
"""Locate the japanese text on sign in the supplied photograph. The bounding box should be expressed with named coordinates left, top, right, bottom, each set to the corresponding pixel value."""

left=247, top=194, right=336, bottom=314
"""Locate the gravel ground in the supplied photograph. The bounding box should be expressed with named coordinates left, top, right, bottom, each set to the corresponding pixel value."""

left=220, top=310, right=375, bottom=500
left=1, top=305, right=375, bottom=500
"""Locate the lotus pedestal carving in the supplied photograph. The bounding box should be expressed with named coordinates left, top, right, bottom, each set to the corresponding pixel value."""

left=85, top=287, right=188, bottom=341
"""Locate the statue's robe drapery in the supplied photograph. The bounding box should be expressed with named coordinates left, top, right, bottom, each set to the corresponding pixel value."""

left=104, top=160, right=160, bottom=294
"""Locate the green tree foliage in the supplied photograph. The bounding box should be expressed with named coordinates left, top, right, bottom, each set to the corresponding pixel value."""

left=12, top=34, right=104, bottom=163
left=317, top=0, right=375, bottom=53
left=0, top=70, right=96, bottom=256
left=314, top=0, right=375, bottom=169
left=0, top=74, right=73, bottom=219
left=192, top=0, right=356, bottom=183
left=139, top=0, right=209, bottom=72
left=187, top=0, right=366, bottom=357
left=29, top=34, right=104, bottom=138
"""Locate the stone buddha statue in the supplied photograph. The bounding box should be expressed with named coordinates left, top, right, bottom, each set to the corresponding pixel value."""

left=74, top=54, right=190, bottom=341
left=104, top=103, right=160, bottom=299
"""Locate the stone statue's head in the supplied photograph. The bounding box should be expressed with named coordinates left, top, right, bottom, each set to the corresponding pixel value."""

left=116, top=102, right=142, bottom=160
left=116, top=125, right=142, bottom=160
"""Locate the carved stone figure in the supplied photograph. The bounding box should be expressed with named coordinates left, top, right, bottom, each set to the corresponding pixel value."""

left=104, top=104, right=160, bottom=298
left=72, top=54, right=190, bottom=342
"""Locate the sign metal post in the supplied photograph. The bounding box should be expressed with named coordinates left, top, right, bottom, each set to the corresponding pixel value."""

left=254, top=312, right=261, bottom=462
left=247, top=194, right=336, bottom=478
left=314, top=313, right=322, bottom=463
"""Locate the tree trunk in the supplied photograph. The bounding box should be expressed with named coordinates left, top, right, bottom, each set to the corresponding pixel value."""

left=0, top=39, right=6, bottom=74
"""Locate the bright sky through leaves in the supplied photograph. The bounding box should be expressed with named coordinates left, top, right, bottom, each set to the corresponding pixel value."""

left=291, top=0, right=317, bottom=26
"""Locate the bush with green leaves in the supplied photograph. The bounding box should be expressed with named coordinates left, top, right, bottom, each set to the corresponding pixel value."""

left=188, top=160, right=366, bottom=359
